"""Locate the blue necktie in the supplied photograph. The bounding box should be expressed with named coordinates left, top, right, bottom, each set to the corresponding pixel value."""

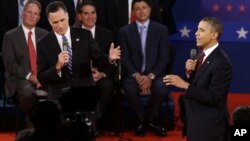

left=62, top=36, right=73, bottom=74
left=139, top=25, right=146, bottom=72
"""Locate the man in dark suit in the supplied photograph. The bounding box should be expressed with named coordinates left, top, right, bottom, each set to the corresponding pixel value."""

left=107, top=0, right=162, bottom=39
left=2, top=0, right=48, bottom=117
left=119, top=0, right=170, bottom=137
left=77, top=0, right=115, bottom=131
left=0, top=0, right=20, bottom=99
left=163, top=17, right=232, bottom=141
left=37, top=1, right=120, bottom=112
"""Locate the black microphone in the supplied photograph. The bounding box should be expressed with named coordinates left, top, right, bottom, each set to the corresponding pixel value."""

left=190, top=49, right=197, bottom=60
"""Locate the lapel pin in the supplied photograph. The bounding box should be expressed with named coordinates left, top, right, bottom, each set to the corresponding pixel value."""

left=76, top=38, right=80, bottom=41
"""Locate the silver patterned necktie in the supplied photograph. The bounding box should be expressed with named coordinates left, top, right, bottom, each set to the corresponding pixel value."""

left=62, top=36, right=73, bottom=73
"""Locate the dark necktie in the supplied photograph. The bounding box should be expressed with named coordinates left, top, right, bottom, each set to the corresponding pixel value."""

left=62, top=36, right=72, bottom=73
left=28, top=31, right=37, bottom=74
left=195, top=51, right=205, bottom=71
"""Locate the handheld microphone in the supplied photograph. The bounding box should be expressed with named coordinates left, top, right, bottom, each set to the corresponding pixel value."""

left=190, top=49, right=197, bottom=60
left=62, top=39, right=68, bottom=66
left=62, top=39, right=68, bottom=52
left=187, top=49, right=197, bottom=74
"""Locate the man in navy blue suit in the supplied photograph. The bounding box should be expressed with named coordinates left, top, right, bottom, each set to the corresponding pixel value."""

left=119, top=0, right=170, bottom=137
left=163, top=17, right=232, bottom=141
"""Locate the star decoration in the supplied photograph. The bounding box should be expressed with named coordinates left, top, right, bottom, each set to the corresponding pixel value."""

left=225, top=4, right=233, bottom=12
left=239, top=4, right=246, bottom=13
left=236, top=27, right=248, bottom=39
left=212, top=3, right=220, bottom=12
left=179, top=26, right=191, bottom=37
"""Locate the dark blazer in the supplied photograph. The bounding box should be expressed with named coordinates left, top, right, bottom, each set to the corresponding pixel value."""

left=185, top=47, right=232, bottom=141
left=107, top=0, right=162, bottom=36
left=37, top=27, right=110, bottom=99
left=2, top=26, right=48, bottom=97
left=119, top=21, right=169, bottom=77
left=94, top=25, right=114, bottom=76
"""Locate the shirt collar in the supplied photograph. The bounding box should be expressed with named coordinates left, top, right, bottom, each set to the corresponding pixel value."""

left=136, top=19, right=150, bottom=29
left=54, top=26, right=70, bottom=39
left=22, top=24, right=35, bottom=35
left=203, top=42, right=219, bottom=57
left=54, top=27, right=71, bottom=50
left=202, top=42, right=219, bottom=62
left=81, top=25, right=96, bottom=38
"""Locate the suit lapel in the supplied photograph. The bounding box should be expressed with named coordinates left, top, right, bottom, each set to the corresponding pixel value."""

left=193, top=47, right=220, bottom=83
left=17, top=26, right=29, bottom=56
left=50, top=32, right=62, bottom=55
left=145, top=22, right=153, bottom=62
left=70, top=28, right=81, bottom=68
left=132, top=23, right=143, bottom=59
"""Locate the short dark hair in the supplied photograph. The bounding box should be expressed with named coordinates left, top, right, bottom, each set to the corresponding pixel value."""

left=24, top=0, right=42, bottom=12
left=77, top=0, right=96, bottom=14
left=132, top=0, right=151, bottom=10
left=201, top=17, right=223, bottom=39
left=30, top=100, right=61, bottom=130
left=232, top=105, right=250, bottom=125
left=46, top=1, right=68, bottom=18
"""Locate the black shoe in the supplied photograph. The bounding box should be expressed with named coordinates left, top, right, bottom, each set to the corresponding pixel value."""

left=148, top=123, right=167, bottom=137
left=135, top=124, right=146, bottom=137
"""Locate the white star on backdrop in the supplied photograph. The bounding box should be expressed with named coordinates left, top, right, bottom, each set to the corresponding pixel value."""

left=179, top=26, right=191, bottom=37
left=236, top=27, right=248, bottom=39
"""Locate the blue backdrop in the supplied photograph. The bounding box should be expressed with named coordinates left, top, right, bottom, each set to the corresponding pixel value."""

left=170, top=0, right=250, bottom=93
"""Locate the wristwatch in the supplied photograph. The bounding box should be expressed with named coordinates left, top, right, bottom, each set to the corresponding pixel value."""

left=148, top=73, right=155, bottom=80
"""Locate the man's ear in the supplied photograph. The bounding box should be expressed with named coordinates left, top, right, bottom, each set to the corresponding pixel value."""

left=212, top=32, right=219, bottom=40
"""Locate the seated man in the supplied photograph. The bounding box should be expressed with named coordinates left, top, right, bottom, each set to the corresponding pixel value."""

left=119, top=0, right=170, bottom=137
left=2, top=0, right=48, bottom=120
left=76, top=0, right=115, bottom=132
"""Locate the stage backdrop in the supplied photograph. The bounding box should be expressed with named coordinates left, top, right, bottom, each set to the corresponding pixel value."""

left=170, top=0, right=250, bottom=93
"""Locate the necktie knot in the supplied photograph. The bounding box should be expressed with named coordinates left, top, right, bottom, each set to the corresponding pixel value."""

left=139, top=25, right=146, bottom=33
left=28, top=31, right=32, bottom=37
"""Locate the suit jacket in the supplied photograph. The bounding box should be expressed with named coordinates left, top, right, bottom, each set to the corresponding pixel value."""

left=93, top=25, right=114, bottom=76
left=37, top=27, right=110, bottom=99
left=107, top=0, right=162, bottom=36
left=2, top=26, right=48, bottom=97
left=185, top=47, right=232, bottom=141
left=119, top=21, right=170, bottom=77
